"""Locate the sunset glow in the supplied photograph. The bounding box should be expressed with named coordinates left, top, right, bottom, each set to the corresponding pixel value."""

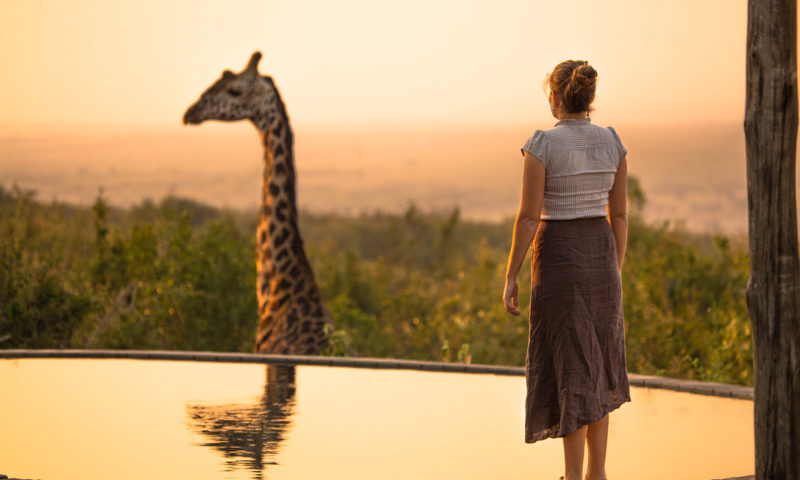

left=1, top=0, right=794, bottom=233
left=1, top=0, right=750, bottom=133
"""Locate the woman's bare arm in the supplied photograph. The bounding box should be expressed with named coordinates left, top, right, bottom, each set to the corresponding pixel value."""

left=503, top=151, right=546, bottom=315
left=607, top=156, right=628, bottom=272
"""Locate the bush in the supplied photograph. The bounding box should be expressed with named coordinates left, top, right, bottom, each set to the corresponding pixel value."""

left=0, top=179, right=754, bottom=386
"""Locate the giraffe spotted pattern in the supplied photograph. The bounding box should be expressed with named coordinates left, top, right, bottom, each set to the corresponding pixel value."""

left=184, top=51, right=333, bottom=355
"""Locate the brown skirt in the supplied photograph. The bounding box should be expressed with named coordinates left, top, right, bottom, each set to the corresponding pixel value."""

left=524, top=216, right=631, bottom=444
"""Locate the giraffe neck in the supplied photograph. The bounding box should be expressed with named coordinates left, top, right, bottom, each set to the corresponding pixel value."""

left=253, top=89, right=316, bottom=314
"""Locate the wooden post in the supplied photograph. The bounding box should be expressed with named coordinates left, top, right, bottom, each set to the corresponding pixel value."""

left=745, top=0, right=800, bottom=478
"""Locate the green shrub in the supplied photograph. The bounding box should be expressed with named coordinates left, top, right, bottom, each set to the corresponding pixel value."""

left=0, top=179, right=754, bottom=386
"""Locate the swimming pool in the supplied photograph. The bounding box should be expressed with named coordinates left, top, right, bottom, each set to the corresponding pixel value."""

left=0, top=351, right=753, bottom=480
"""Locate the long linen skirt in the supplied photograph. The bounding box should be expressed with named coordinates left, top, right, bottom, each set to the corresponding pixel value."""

left=524, top=216, right=631, bottom=444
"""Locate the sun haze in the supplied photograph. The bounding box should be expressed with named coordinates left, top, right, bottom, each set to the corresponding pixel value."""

left=2, top=1, right=788, bottom=234
left=0, top=0, right=749, bottom=133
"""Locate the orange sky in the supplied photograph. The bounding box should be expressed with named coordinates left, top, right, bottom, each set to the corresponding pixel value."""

left=0, top=0, right=754, bottom=134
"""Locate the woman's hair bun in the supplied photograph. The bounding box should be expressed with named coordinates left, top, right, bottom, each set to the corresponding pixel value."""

left=550, top=60, right=597, bottom=114
left=572, top=63, right=597, bottom=84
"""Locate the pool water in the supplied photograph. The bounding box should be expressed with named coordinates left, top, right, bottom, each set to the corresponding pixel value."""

left=1, top=358, right=753, bottom=480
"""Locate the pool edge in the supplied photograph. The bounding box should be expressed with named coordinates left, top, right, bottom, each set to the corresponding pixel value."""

left=0, top=349, right=754, bottom=400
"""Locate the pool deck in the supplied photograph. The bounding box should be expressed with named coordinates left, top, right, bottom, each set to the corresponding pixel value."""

left=0, top=348, right=754, bottom=400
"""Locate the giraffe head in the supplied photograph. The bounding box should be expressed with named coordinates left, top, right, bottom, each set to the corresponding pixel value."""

left=183, top=51, right=277, bottom=126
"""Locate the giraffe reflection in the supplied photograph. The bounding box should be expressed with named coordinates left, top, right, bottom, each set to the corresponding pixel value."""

left=185, top=364, right=296, bottom=479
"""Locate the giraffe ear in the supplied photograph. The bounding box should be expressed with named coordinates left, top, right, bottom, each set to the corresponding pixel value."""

left=247, top=51, right=262, bottom=72
left=223, top=70, right=234, bottom=79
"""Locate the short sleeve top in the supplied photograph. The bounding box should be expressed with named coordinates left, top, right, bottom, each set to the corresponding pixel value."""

left=520, top=117, right=627, bottom=220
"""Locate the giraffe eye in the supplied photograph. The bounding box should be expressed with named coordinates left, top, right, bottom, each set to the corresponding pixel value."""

left=227, top=88, right=242, bottom=97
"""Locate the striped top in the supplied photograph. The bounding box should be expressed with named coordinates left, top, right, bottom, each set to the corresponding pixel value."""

left=521, top=117, right=627, bottom=220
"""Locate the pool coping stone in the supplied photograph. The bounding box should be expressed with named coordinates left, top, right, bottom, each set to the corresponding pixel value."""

left=0, top=349, right=753, bottom=400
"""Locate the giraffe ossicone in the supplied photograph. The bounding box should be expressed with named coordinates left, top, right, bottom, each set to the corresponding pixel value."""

left=183, top=51, right=334, bottom=355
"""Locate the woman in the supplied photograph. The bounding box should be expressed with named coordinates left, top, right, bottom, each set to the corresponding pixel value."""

left=503, top=60, right=631, bottom=480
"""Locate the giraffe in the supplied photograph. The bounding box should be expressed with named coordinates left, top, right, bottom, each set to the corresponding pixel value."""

left=187, top=364, right=296, bottom=478
left=183, top=51, right=332, bottom=355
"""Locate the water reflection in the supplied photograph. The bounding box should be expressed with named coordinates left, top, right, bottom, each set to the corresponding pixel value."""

left=2, top=359, right=756, bottom=479
left=185, top=364, right=296, bottom=479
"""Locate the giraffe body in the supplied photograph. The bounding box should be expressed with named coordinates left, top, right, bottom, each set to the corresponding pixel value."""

left=183, top=51, right=332, bottom=355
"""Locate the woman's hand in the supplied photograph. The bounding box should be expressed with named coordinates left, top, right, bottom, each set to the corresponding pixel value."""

left=503, top=150, right=544, bottom=318
left=503, top=277, right=520, bottom=316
